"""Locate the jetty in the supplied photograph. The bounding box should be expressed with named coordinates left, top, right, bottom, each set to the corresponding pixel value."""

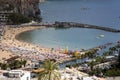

left=29, top=22, right=120, bottom=33
left=39, top=0, right=45, bottom=3
left=52, top=22, right=120, bottom=33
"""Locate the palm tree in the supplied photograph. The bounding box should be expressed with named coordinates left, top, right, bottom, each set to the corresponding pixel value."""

left=95, top=56, right=102, bottom=64
left=13, top=60, right=21, bottom=69
left=101, top=56, right=107, bottom=63
left=80, top=54, right=86, bottom=63
left=22, top=60, right=27, bottom=67
left=118, top=52, right=120, bottom=66
left=38, top=59, right=61, bottom=80
left=73, top=51, right=81, bottom=64
left=103, top=51, right=109, bottom=56
left=88, top=60, right=97, bottom=76
left=109, top=47, right=116, bottom=55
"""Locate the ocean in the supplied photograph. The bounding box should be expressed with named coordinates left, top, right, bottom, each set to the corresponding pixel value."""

left=17, top=0, right=120, bottom=50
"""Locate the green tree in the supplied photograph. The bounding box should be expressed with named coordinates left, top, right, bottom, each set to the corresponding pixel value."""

left=118, top=52, right=120, bottom=66
left=95, top=56, right=102, bottom=64
left=86, top=49, right=98, bottom=59
left=8, top=13, right=31, bottom=24
left=101, top=56, right=107, bottom=63
left=88, top=61, right=97, bottom=76
left=38, top=60, right=61, bottom=80
left=109, top=47, right=116, bottom=55
left=22, top=60, right=27, bottom=67
left=73, top=51, right=80, bottom=64
left=89, top=61, right=95, bottom=71
left=13, top=60, right=21, bottom=69
left=1, top=63, right=8, bottom=70
left=103, top=51, right=109, bottom=56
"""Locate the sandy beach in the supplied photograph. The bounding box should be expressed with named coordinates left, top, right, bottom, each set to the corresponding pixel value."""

left=0, top=25, right=70, bottom=63
left=1, top=26, right=49, bottom=51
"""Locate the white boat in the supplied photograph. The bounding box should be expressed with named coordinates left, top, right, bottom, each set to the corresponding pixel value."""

left=99, top=34, right=104, bottom=38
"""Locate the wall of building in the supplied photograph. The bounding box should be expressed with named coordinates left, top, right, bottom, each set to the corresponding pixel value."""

left=20, top=71, right=30, bottom=80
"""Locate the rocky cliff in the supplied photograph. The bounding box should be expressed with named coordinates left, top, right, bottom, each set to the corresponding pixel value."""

left=0, top=0, right=41, bottom=21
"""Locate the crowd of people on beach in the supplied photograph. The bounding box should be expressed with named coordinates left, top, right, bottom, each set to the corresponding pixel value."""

left=0, top=42, right=71, bottom=62
left=0, top=25, right=72, bottom=64
left=0, top=25, right=120, bottom=64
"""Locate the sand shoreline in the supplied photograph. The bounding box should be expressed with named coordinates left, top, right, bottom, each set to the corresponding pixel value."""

left=0, top=25, right=71, bottom=63
left=0, top=25, right=44, bottom=62
left=0, top=25, right=116, bottom=64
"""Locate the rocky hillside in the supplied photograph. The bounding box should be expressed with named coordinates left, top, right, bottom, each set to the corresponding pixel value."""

left=0, top=0, right=14, bottom=11
left=0, top=0, right=41, bottom=21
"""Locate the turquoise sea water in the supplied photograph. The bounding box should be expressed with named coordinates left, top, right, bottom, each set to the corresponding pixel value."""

left=17, top=27, right=120, bottom=50
left=17, top=0, right=120, bottom=50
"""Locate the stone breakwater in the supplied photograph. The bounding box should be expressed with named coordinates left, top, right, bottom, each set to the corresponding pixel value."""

left=39, top=0, right=45, bottom=3
left=46, top=22, right=120, bottom=33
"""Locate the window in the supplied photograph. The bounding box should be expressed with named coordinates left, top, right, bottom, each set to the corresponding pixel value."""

left=27, top=77, right=29, bottom=80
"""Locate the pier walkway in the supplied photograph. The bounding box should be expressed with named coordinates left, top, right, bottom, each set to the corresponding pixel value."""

left=29, top=22, right=120, bottom=33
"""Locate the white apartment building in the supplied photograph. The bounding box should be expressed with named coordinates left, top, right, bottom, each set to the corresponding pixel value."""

left=0, top=10, right=13, bottom=23
left=0, top=70, right=30, bottom=80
